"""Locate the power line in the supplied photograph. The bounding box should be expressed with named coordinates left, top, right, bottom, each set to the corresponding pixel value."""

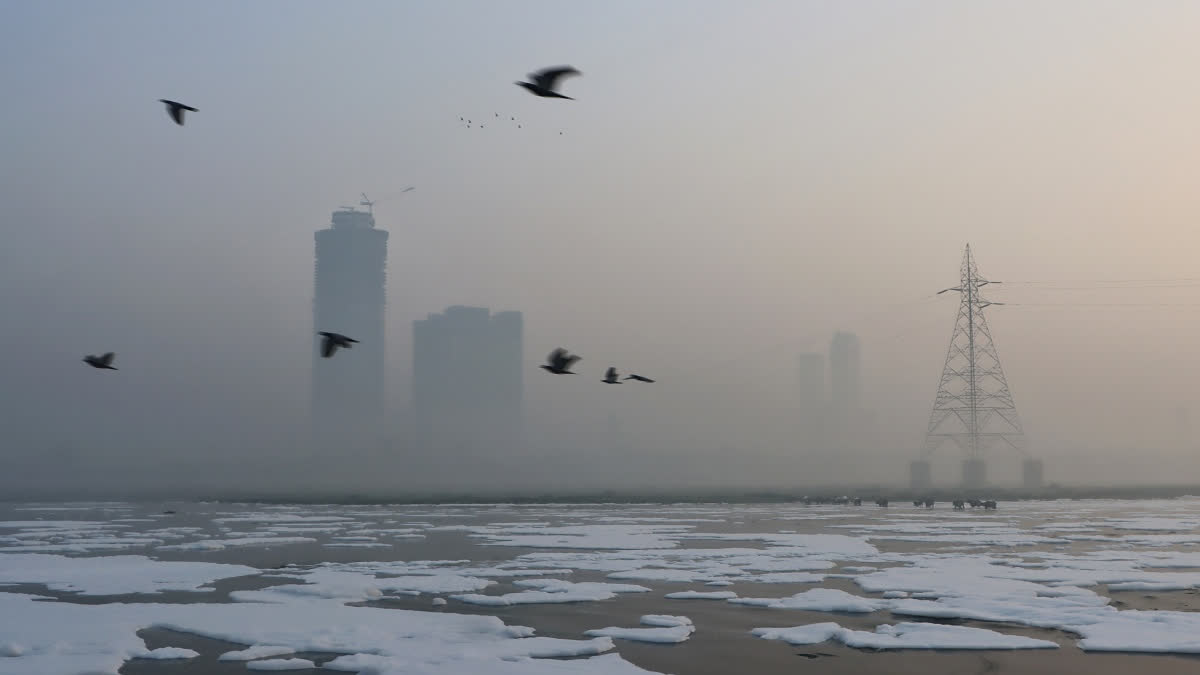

left=1004, top=302, right=1200, bottom=309
left=1003, top=278, right=1200, bottom=287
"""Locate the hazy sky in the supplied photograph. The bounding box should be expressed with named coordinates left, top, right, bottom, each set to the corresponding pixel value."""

left=4, top=1, right=1200, bottom=493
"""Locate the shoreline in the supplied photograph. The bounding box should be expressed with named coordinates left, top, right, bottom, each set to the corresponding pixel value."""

left=4, top=484, right=1200, bottom=505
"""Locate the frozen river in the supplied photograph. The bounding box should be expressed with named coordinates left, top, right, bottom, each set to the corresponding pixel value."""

left=3, top=498, right=1200, bottom=674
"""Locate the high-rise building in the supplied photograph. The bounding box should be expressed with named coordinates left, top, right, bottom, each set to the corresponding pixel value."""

left=413, top=306, right=523, bottom=459
left=312, top=206, right=388, bottom=449
left=829, top=331, right=861, bottom=414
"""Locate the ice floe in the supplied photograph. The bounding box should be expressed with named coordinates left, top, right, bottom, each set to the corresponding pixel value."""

left=585, top=624, right=694, bottom=643
left=0, top=553, right=258, bottom=595
left=731, top=587, right=887, bottom=613
left=133, top=647, right=200, bottom=659
left=639, top=615, right=692, bottom=627
left=246, top=658, right=316, bottom=670
left=753, top=621, right=1059, bottom=650
left=0, top=592, right=650, bottom=675
left=665, top=590, right=737, bottom=600
left=453, top=580, right=649, bottom=606
left=218, top=645, right=296, bottom=660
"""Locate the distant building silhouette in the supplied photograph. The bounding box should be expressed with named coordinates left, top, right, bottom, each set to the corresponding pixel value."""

left=311, top=206, right=388, bottom=450
left=412, top=306, right=523, bottom=459
left=828, top=331, right=862, bottom=449
left=829, top=331, right=861, bottom=414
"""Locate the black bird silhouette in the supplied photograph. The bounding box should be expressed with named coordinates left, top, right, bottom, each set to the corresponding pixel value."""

left=516, top=66, right=581, bottom=100
left=541, top=348, right=580, bottom=374
left=624, top=374, right=656, bottom=383
left=83, top=352, right=117, bottom=370
left=319, top=332, right=358, bottom=358
left=159, top=99, right=197, bottom=126
left=602, top=367, right=622, bottom=384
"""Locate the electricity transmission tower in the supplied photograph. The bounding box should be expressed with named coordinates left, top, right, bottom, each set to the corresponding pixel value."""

left=919, top=245, right=1027, bottom=489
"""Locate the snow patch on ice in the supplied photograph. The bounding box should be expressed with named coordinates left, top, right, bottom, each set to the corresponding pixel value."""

left=246, top=658, right=316, bottom=670
left=585, top=625, right=694, bottom=644
left=731, top=587, right=887, bottom=613
left=218, top=645, right=296, bottom=661
left=134, top=647, right=199, bottom=660
left=0, top=553, right=258, bottom=595
left=640, top=615, right=692, bottom=627
left=753, top=621, right=1059, bottom=650
left=665, top=590, right=737, bottom=600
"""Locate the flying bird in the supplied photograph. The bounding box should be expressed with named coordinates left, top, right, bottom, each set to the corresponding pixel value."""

left=83, top=352, right=117, bottom=370
left=624, top=374, right=655, bottom=383
left=602, top=367, right=622, bottom=384
left=159, top=99, right=197, bottom=126
left=318, top=332, right=359, bottom=358
left=541, top=348, right=581, bottom=374
left=516, top=66, right=581, bottom=100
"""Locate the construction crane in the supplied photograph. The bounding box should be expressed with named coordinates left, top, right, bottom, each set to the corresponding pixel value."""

left=359, top=187, right=415, bottom=216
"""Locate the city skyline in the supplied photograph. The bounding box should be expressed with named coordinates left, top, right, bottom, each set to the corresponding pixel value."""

left=6, top=2, right=1200, bottom=496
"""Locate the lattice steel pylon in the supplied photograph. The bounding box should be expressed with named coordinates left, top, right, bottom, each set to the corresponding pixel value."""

left=922, top=245, right=1027, bottom=485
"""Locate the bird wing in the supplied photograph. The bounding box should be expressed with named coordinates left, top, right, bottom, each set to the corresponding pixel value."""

left=99, top=352, right=115, bottom=366
left=321, top=336, right=337, bottom=358
left=564, top=354, right=581, bottom=369
left=605, top=367, right=617, bottom=380
left=547, top=347, right=567, bottom=367
left=532, top=66, right=580, bottom=91
left=163, top=102, right=183, bottom=124
left=344, top=336, right=359, bottom=344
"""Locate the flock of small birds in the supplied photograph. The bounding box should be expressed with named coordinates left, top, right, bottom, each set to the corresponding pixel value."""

left=86, top=67, right=657, bottom=385
left=459, top=68, right=579, bottom=133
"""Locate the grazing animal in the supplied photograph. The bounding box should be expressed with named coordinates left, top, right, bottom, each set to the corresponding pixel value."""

left=602, top=367, right=621, bottom=384
left=516, top=66, right=581, bottom=100
left=541, top=348, right=581, bottom=374
left=983, top=500, right=997, bottom=510
left=913, top=499, right=923, bottom=507
left=159, top=99, right=197, bottom=125
left=318, top=332, right=358, bottom=358
left=924, top=499, right=935, bottom=509
left=852, top=497, right=862, bottom=506
left=952, top=499, right=965, bottom=510
left=83, top=352, right=117, bottom=370
left=875, top=498, right=889, bottom=507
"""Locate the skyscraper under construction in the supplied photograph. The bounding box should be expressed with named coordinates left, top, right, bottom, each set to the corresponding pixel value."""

left=311, top=204, right=388, bottom=450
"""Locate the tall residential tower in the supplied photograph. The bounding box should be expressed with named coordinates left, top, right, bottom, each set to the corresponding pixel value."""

left=412, top=306, right=523, bottom=460
left=312, top=205, right=388, bottom=450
